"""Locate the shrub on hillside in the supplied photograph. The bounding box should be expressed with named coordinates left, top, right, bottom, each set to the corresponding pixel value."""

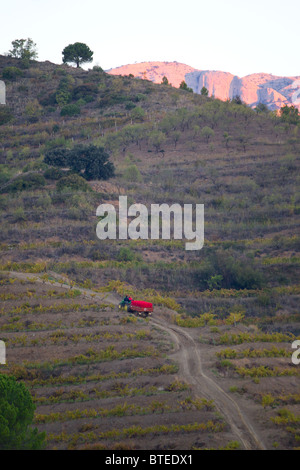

left=38, top=92, right=57, bottom=107
left=280, top=105, right=299, bottom=125
left=2, top=66, right=23, bottom=81
left=0, top=106, right=13, bottom=125
left=44, top=148, right=70, bottom=167
left=125, top=101, right=136, bottom=110
left=56, top=174, right=91, bottom=192
left=22, top=160, right=48, bottom=173
left=44, top=167, right=65, bottom=180
left=123, top=164, right=142, bottom=182
left=116, top=247, right=136, bottom=262
left=60, top=103, right=81, bottom=116
left=131, top=106, right=146, bottom=121
left=44, top=145, right=115, bottom=181
left=1, top=173, right=46, bottom=193
left=0, top=167, right=14, bottom=185
left=208, top=249, right=264, bottom=290
left=72, top=83, right=98, bottom=102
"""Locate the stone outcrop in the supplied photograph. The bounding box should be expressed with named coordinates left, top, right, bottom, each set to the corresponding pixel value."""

left=107, top=61, right=196, bottom=88
left=108, top=61, right=300, bottom=110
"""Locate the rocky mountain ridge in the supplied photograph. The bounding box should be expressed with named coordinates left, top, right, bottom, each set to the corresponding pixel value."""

left=108, top=61, right=300, bottom=110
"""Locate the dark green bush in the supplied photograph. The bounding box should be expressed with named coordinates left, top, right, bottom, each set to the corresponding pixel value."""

left=44, top=167, right=65, bottom=180
left=72, top=83, right=98, bottom=102
left=44, top=147, right=69, bottom=166
left=0, top=373, right=45, bottom=449
left=2, top=173, right=46, bottom=193
left=22, top=161, right=48, bottom=173
left=56, top=173, right=91, bottom=192
left=45, top=145, right=115, bottom=181
left=136, top=93, right=147, bottom=102
left=116, top=246, right=136, bottom=262
left=209, top=249, right=264, bottom=290
left=125, top=101, right=136, bottom=110
left=0, top=105, right=13, bottom=125
left=2, top=66, right=23, bottom=81
left=60, top=103, right=81, bottom=116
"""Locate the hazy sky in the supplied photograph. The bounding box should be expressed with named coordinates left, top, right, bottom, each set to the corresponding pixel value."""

left=1, top=0, right=299, bottom=77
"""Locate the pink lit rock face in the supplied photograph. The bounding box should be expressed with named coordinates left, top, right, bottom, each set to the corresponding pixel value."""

left=107, top=61, right=196, bottom=88
left=107, top=61, right=300, bottom=110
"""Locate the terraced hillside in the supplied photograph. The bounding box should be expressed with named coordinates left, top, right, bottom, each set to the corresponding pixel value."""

left=0, top=55, right=299, bottom=450
left=0, top=272, right=238, bottom=450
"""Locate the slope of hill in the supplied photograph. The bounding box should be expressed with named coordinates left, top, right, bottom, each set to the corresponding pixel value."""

left=108, top=61, right=300, bottom=110
left=0, top=55, right=299, bottom=450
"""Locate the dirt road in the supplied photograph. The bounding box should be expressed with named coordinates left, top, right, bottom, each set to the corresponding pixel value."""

left=3, top=270, right=266, bottom=450
left=150, top=316, right=266, bottom=450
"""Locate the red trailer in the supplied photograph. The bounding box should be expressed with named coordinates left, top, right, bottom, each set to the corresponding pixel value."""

left=119, top=297, right=153, bottom=317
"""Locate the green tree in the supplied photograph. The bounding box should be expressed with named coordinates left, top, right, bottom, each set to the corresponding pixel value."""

left=123, top=164, right=143, bottom=182
left=231, top=95, right=243, bottom=105
left=225, top=311, right=245, bottom=327
left=0, top=374, right=45, bottom=449
left=238, top=134, right=249, bottom=152
left=255, top=102, right=269, bottom=114
left=128, top=124, right=147, bottom=149
left=179, top=81, right=193, bottom=92
left=223, top=131, right=232, bottom=149
left=207, top=274, right=223, bottom=290
left=201, top=126, right=215, bottom=143
left=62, top=43, right=93, bottom=68
left=200, top=86, right=209, bottom=96
left=45, top=145, right=115, bottom=181
left=280, top=105, right=299, bottom=125
left=170, top=130, right=181, bottom=148
left=44, top=148, right=70, bottom=167
left=24, top=99, right=43, bottom=122
left=148, top=130, right=166, bottom=153
left=161, top=76, right=169, bottom=85
left=130, top=106, right=146, bottom=121
left=8, top=38, right=38, bottom=68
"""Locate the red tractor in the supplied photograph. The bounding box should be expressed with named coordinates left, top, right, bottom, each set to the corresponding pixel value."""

left=119, top=296, right=153, bottom=317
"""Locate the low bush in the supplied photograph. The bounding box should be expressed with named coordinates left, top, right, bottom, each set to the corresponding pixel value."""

left=44, top=167, right=65, bottom=180
left=2, top=66, right=23, bottom=81
left=116, top=247, right=136, bottom=262
left=56, top=174, right=91, bottom=192
left=123, top=164, right=143, bottom=182
left=1, top=173, right=46, bottom=193
left=60, top=104, right=81, bottom=116
left=0, top=105, right=13, bottom=125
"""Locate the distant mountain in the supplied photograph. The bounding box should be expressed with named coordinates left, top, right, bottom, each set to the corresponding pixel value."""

left=107, top=61, right=300, bottom=110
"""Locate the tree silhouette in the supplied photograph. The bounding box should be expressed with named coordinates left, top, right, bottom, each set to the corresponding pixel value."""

left=45, top=145, right=115, bottom=181
left=8, top=38, right=38, bottom=68
left=0, top=374, right=45, bottom=449
left=62, top=42, right=93, bottom=68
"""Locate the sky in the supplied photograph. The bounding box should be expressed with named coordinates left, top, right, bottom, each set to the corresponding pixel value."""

left=1, top=0, right=299, bottom=78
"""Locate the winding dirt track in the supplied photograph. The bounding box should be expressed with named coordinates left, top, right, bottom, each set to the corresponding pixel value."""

left=4, top=271, right=266, bottom=450
left=150, top=317, right=266, bottom=450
